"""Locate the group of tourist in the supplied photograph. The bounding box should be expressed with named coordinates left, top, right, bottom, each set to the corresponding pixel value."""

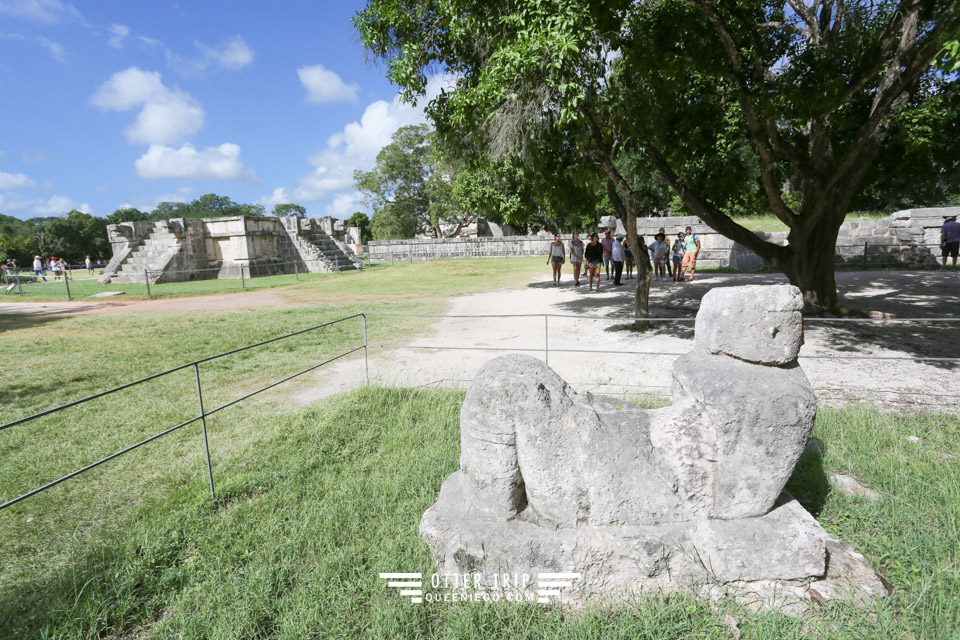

left=2, top=255, right=102, bottom=282
left=548, top=225, right=702, bottom=291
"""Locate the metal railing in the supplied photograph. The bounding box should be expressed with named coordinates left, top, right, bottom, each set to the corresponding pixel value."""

left=364, top=312, right=960, bottom=366
left=2, top=310, right=957, bottom=514
left=0, top=313, right=370, bottom=512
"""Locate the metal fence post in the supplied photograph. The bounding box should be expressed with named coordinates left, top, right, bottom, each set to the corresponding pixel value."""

left=144, top=269, right=151, bottom=299
left=63, top=270, right=71, bottom=300
left=544, top=315, right=549, bottom=366
left=362, top=314, right=370, bottom=384
left=240, top=264, right=246, bottom=289
left=16, top=273, right=23, bottom=296
left=193, top=363, right=217, bottom=504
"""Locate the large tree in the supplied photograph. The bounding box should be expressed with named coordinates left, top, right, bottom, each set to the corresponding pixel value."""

left=356, top=124, right=480, bottom=239
left=357, top=0, right=959, bottom=314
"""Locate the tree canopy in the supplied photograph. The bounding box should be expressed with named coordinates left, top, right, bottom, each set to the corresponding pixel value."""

left=1, top=211, right=109, bottom=265
left=356, top=0, right=960, bottom=314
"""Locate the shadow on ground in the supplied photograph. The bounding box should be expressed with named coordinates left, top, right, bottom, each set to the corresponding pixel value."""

left=534, top=270, right=960, bottom=368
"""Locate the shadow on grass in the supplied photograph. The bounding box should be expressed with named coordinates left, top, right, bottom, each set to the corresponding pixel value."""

left=785, top=442, right=830, bottom=518
left=0, top=313, right=65, bottom=335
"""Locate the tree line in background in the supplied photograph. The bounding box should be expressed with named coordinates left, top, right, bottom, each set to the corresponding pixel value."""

left=356, top=0, right=960, bottom=315
left=0, top=193, right=353, bottom=266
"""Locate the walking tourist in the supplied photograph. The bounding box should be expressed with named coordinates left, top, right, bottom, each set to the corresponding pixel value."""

left=611, top=233, right=626, bottom=286
left=679, top=226, right=701, bottom=282
left=569, top=232, right=584, bottom=285
left=85, top=255, right=94, bottom=275
left=601, top=228, right=614, bottom=280
left=672, top=233, right=685, bottom=281
left=32, top=255, right=47, bottom=282
left=659, top=227, right=673, bottom=279
left=940, top=215, right=960, bottom=271
left=50, top=256, right=62, bottom=281
left=648, top=232, right=670, bottom=281
left=585, top=233, right=603, bottom=291
left=547, top=233, right=565, bottom=286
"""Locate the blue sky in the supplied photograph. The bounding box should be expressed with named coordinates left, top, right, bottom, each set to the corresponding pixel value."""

left=0, top=0, right=440, bottom=220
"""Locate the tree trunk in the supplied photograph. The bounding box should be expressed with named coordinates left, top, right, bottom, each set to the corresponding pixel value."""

left=602, top=168, right=651, bottom=320
left=776, top=214, right=846, bottom=314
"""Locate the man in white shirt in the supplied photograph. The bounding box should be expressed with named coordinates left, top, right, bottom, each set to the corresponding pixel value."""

left=611, top=234, right=626, bottom=286
left=32, top=256, right=48, bottom=282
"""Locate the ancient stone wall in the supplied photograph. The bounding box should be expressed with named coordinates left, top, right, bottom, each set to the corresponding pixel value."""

left=368, top=207, right=957, bottom=270
left=102, top=215, right=361, bottom=283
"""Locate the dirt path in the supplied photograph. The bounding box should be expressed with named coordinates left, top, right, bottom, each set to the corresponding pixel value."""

left=295, top=270, right=960, bottom=411
left=0, top=288, right=295, bottom=318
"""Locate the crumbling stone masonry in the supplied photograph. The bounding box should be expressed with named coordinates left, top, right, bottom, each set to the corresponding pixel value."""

left=100, top=215, right=363, bottom=284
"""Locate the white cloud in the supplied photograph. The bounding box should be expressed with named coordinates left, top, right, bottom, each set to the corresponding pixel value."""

left=256, top=187, right=292, bottom=210
left=20, top=194, right=91, bottom=215
left=0, top=171, right=36, bottom=189
left=134, top=143, right=258, bottom=181
left=258, top=76, right=452, bottom=217
left=120, top=186, right=194, bottom=212
left=197, top=36, right=254, bottom=70
left=1, top=32, right=68, bottom=62
left=0, top=0, right=83, bottom=25
left=0, top=191, right=33, bottom=211
left=167, top=35, right=254, bottom=74
left=325, top=192, right=364, bottom=217
left=91, top=67, right=205, bottom=145
left=35, top=194, right=91, bottom=214
left=106, top=23, right=129, bottom=49
left=298, top=64, right=358, bottom=104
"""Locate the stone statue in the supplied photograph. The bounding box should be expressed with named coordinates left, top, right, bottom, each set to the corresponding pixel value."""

left=420, top=285, right=886, bottom=608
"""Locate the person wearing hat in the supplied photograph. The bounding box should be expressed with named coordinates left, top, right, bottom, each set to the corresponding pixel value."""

left=611, top=233, right=626, bottom=285
left=32, top=255, right=48, bottom=282
left=940, top=215, right=960, bottom=271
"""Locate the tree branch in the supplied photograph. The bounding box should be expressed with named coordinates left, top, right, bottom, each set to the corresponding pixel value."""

left=827, top=0, right=959, bottom=198
left=640, top=135, right=791, bottom=265
left=686, top=0, right=800, bottom=226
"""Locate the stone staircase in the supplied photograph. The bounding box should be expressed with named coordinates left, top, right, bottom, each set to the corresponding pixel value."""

left=111, top=225, right=182, bottom=283
left=290, top=226, right=361, bottom=272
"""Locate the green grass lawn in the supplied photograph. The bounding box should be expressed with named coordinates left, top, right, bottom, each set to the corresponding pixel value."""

left=730, top=211, right=891, bottom=233
left=3, top=257, right=549, bottom=302
left=1, top=388, right=957, bottom=639
left=2, top=269, right=343, bottom=301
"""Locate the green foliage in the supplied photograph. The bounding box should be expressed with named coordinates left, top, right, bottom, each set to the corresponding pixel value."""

left=105, top=207, right=150, bottom=224
left=0, top=211, right=109, bottom=263
left=346, top=211, right=374, bottom=243
left=358, top=124, right=486, bottom=239
left=272, top=203, right=307, bottom=217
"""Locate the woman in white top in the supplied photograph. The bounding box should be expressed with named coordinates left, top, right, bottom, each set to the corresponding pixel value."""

left=568, top=231, right=584, bottom=286
left=647, top=232, right=670, bottom=281
left=547, top=233, right=565, bottom=286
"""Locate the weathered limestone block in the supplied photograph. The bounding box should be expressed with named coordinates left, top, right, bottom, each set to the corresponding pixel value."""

left=694, top=285, right=804, bottom=365
left=421, top=284, right=883, bottom=610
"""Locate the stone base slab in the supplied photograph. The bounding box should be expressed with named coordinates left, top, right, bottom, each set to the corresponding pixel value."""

left=421, top=477, right=885, bottom=610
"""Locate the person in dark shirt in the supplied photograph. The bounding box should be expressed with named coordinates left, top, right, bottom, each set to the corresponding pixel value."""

left=584, top=233, right=604, bottom=291
left=940, top=215, right=960, bottom=270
